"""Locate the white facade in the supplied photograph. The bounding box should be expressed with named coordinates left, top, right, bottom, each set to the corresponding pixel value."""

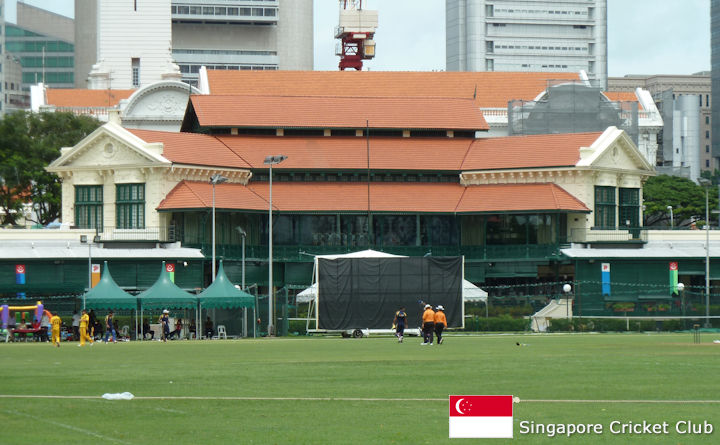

left=447, top=0, right=608, bottom=88
left=171, top=0, right=313, bottom=85
left=77, top=0, right=181, bottom=89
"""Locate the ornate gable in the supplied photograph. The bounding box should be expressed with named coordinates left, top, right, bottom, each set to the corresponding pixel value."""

left=47, top=122, right=170, bottom=175
left=577, top=127, right=655, bottom=175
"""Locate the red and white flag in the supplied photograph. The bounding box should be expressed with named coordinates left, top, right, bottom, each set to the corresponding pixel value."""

left=449, top=395, right=513, bottom=438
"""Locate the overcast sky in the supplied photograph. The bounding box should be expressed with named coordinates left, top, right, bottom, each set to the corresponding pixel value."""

left=9, top=0, right=711, bottom=77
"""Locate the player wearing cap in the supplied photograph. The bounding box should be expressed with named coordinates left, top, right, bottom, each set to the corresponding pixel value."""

left=434, top=306, right=447, bottom=345
left=421, top=304, right=435, bottom=345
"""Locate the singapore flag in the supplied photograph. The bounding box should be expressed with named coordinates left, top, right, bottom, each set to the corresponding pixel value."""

left=449, top=395, right=514, bottom=438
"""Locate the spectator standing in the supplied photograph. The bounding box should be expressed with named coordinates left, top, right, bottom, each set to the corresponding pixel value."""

left=71, top=311, right=80, bottom=340
left=205, top=316, right=214, bottom=339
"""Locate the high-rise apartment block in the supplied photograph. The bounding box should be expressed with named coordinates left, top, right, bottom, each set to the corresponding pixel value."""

left=446, top=0, right=607, bottom=88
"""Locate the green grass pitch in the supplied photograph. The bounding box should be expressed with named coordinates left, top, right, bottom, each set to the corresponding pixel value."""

left=0, top=333, right=718, bottom=444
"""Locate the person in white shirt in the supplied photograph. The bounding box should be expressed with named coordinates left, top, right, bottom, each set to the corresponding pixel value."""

left=72, top=311, right=81, bottom=341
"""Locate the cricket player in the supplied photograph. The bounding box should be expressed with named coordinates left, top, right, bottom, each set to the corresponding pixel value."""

left=50, top=312, right=62, bottom=347
left=393, top=307, right=407, bottom=343
left=79, top=309, right=94, bottom=347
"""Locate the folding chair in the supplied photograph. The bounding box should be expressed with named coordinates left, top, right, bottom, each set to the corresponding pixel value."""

left=217, top=325, right=227, bottom=340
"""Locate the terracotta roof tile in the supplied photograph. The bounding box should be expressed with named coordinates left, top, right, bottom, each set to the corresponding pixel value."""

left=602, top=91, right=638, bottom=102
left=602, top=91, right=643, bottom=110
left=126, top=130, right=600, bottom=172
left=158, top=181, right=588, bottom=213
left=45, top=89, right=135, bottom=107
left=128, top=129, right=252, bottom=169
left=157, top=181, right=267, bottom=211
left=216, top=136, right=473, bottom=171
left=462, top=132, right=602, bottom=170
left=205, top=70, right=581, bottom=108
left=456, top=183, right=589, bottom=213
left=190, top=95, right=488, bottom=130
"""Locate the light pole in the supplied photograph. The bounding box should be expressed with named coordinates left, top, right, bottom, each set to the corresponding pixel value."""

left=80, top=233, right=100, bottom=310
left=698, top=178, right=711, bottom=328
left=210, top=174, right=228, bottom=282
left=264, top=154, right=287, bottom=336
left=236, top=226, right=247, bottom=338
left=667, top=205, right=673, bottom=229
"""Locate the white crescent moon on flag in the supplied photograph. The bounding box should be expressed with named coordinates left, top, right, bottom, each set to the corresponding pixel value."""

left=455, top=398, right=464, bottom=414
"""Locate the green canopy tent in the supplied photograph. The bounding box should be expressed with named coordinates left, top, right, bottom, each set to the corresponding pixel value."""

left=83, top=261, right=138, bottom=338
left=198, top=260, right=256, bottom=338
left=136, top=261, right=197, bottom=340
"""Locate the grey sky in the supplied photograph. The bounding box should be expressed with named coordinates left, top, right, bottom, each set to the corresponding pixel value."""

left=10, top=0, right=711, bottom=76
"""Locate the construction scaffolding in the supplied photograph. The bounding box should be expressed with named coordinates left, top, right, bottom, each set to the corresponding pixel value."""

left=508, top=81, right=639, bottom=145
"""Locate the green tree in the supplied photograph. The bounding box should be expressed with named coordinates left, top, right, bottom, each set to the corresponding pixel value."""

left=0, top=111, right=101, bottom=226
left=643, top=175, right=719, bottom=227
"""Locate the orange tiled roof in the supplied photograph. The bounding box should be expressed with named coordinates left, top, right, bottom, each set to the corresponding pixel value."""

left=602, top=91, right=638, bottom=102
left=456, top=183, right=589, bottom=213
left=189, top=95, right=488, bottom=130
left=158, top=181, right=589, bottom=213
left=216, top=136, right=473, bottom=171
left=127, top=131, right=602, bottom=172
left=45, top=89, right=136, bottom=107
left=602, top=91, right=643, bottom=110
left=462, top=132, right=603, bottom=170
left=205, top=70, right=581, bottom=108
left=127, top=129, right=252, bottom=169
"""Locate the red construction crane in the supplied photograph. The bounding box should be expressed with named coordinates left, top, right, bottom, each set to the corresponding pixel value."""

left=336, top=0, right=378, bottom=71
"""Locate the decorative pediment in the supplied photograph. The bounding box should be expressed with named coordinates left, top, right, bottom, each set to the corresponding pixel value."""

left=122, top=81, right=200, bottom=122
left=46, top=122, right=170, bottom=173
left=576, top=127, right=655, bottom=174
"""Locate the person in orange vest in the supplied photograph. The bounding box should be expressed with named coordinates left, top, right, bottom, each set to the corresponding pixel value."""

left=421, top=304, right=435, bottom=345
left=50, top=312, right=62, bottom=348
left=434, top=305, right=447, bottom=345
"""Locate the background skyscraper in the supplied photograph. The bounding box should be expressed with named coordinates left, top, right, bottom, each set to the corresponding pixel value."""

left=446, top=0, right=608, bottom=88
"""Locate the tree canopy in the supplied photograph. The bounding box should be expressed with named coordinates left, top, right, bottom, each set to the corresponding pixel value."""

left=0, top=111, right=101, bottom=226
left=643, top=175, right=719, bottom=228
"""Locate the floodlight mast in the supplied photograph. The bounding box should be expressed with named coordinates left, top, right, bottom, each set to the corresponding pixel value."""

left=210, top=174, right=229, bottom=282
left=264, top=155, right=287, bottom=336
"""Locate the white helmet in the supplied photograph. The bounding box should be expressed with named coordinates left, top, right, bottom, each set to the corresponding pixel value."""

left=424, top=304, right=432, bottom=309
